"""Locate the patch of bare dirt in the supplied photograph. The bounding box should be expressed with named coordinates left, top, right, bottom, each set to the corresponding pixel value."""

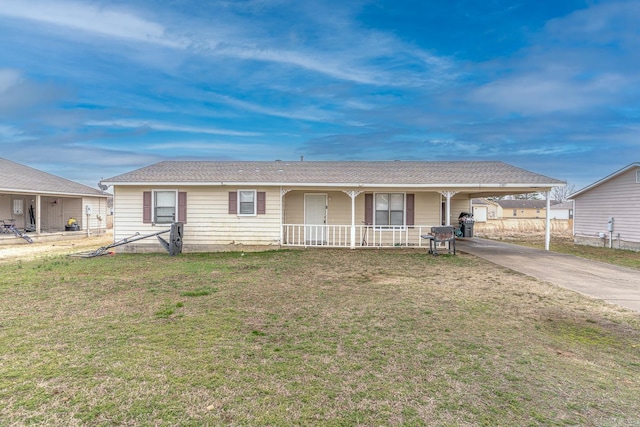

left=0, top=232, right=113, bottom=262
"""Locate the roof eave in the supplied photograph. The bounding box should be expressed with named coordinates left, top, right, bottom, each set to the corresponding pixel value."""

left=0, top=188, right=109, bottom=197
left=101, top=181, right=562, bottom=189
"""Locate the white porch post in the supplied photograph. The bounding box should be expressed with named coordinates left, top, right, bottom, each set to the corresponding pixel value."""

left=36, top=194, right=41, bottom=235
left=545, top=191, right=551, bottom=251
left=343, top=190, right=362, bottom=249
left=440, top=191, right=457, bottom=226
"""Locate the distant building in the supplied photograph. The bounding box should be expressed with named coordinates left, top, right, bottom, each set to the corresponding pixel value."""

left=495, top=199, right=555, bottom=219
left=0, top=157, right=110, bottom=239
left=549, top=200, right=574, bottom=220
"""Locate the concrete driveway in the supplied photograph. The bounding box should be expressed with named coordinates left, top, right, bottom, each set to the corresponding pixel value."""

left=456, top=237, right=640, bottom=312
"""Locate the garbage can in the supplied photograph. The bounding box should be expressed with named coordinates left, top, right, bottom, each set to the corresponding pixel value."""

left=458, top=212, right=475, bottom=237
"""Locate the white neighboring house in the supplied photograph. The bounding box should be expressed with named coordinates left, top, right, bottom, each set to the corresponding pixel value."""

left=470, top=198, right=501, bottom=222
left=101, top=160, right=565, bottom=253
left=570, top=162, right=640, bottom=251
left=0, top=157, right=110, bottom=242
left=549, top=201, right=574, bottom=220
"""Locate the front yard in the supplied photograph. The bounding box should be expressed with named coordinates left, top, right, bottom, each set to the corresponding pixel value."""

left=1, top=249, right=639, bottom=425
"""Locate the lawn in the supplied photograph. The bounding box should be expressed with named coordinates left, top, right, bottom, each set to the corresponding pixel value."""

left=1, top=249, right=639, bottom=426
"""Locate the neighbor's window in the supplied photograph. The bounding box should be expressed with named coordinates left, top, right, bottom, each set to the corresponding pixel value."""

left=239, top=190, right=257, bottom=215
left=637, top=169, right=640, bottom=183
left=375, top=193, right=404, bottom=227
left=154, top=190, right=177, bottom=224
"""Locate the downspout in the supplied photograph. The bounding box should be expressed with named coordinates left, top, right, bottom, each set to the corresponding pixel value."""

left=545, top=191, right=551, bottom=251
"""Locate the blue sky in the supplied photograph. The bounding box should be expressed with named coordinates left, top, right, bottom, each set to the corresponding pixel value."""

left=1, top=0, right=639, bottom=191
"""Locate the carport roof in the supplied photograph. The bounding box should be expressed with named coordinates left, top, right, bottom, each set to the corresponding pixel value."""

left=0, top=157, right=108, bottom=197
left=102, top=160, right=565, bottom=193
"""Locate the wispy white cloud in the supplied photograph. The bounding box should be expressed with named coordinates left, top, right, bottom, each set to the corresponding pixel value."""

left=209, top=93, right=339, bottom=122
left=0, top=68, right=22, bottom=92
left=465, top=1, right=640, bottom=116
left=0, top=0, right=186, bottom=48
left=0, top=0, right=454, bottom=87
left=85, top=119, right=262, bottom=137
left=0, top=124, right=35, bottom=142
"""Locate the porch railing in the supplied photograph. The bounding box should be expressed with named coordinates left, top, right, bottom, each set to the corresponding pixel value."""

left=282, top=224, right=441, bottom=248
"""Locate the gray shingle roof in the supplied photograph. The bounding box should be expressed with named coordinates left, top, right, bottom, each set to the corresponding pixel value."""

left=0, top=158, right=108, bottom=196
left=102, top=160, right=565, bottom=187
left=497, top=199, right=559, bottom=209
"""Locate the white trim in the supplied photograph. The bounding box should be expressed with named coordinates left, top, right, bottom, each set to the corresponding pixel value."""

left=373, top=192, right=406, bottom=230
left=237, top=189, right=257, bottom=216
left=152, top=189, right=178, bottom=224
left=101, top=181, right=561, bottom=189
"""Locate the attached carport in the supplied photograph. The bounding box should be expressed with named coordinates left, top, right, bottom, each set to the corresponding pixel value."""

left=0, top=158, right=110, bottom=242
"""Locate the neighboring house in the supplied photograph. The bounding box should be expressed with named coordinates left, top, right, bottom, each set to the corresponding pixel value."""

left=0, top=158, right=110, bottom=240
left=471, top=198, right=501, bottom=222
left=101, top=160, right=564, bottom=252
left=495, top=199, right=554, bottom=219
left=570, top=162, right=640, bottom=251
left=549, top=200, right=574, bottom=220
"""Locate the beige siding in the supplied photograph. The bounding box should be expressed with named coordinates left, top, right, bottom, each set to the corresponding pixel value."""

left=81, top=196, right=109, bottom=235
left=284, top=190, right=442, bottom=227
left=450, top=197, right=472, bottom=226
left=113, top=186, right=282, bottom=252
left=574, top=167, right=640, bottom=244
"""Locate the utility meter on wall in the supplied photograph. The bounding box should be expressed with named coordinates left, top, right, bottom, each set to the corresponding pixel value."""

left=86, top=205, right=92, bottom=215
left=607, top=217, right=614, bottom=232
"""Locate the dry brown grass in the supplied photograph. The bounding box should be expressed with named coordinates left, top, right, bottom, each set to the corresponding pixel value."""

left=1, top=249, right=639, bottom=425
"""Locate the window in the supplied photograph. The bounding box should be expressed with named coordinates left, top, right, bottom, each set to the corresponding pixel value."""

left=154, top=190, right=177, bottom=224
left=239, top=190, right=256, bottom=215
left=636, top=169, right=640, bottom=183
left=375, top=193, right=404, bottom=227
left=13, top=199, right=23, bottom=215
left=143, top=191, right=186, bottom=224
left=228, top=191, right=266, bottom=215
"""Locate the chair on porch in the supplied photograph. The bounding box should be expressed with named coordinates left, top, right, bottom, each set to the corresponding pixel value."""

left=421, top=226, right=456, bottom=255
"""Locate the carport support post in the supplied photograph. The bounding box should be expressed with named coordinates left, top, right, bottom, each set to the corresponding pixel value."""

left=545, top=191, right=551, bottom=251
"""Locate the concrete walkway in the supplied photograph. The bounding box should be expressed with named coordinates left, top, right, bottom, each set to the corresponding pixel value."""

left=456, top=237, right=640, bottom=312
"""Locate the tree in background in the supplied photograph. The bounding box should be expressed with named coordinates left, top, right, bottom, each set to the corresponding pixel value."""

left=552, top=184, right=576, bottom=202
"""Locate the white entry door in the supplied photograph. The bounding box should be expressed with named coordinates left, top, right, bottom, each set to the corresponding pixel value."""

left=305, top=194, right=327, bottom=244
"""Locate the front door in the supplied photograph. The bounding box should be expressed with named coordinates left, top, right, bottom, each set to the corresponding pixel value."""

left=305, top=194, right=327, bottom=244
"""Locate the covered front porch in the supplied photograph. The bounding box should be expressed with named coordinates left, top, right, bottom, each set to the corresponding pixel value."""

left=278, top=187, right=556, bottom=249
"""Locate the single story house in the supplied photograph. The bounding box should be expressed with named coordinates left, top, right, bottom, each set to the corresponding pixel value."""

left=0, top=157, right=110, bottom=243
left=470, top=198, right=501, bottom=222
left=101, top=160, right=565, bottom=253
left=549, top=201, right=574, bottom=220
left=495, top=199, right=554, bottom=219
left=570, top=162, right=640, bottom=251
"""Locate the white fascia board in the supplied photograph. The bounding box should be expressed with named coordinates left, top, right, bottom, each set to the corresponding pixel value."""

left=101, top=181, right=560, bottom=189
